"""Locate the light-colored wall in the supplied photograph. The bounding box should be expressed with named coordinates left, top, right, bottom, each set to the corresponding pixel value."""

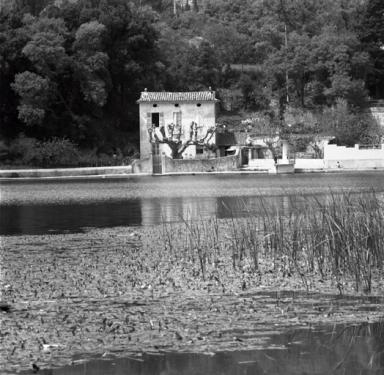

left=131, top=157, right=152, bottom=174
left=248, top=159, right=275, bottom=170
left=139, top=101, right=216, bottom=159
left=324, top=144, right=384, bottom=160
left=324, top=159, right=384, bottom=169
left=294, top=159, right=324, bottom=170
left=323, top=143, right=384, bottom=170
left=369, top=107, right=384, bottom=128
left=163, top=152, right=241, bottom=173
left=0, top=166, right=133, bottom=178
left=249, top=143, right=384, bottom=172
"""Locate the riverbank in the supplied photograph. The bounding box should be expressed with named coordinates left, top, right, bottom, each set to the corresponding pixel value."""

left=0, top=167, right=269, bottom=181
left=1, top=165, right=384, bottom=181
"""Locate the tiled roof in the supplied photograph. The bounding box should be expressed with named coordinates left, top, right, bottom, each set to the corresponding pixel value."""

left=137, top=90, right=218, bottom=102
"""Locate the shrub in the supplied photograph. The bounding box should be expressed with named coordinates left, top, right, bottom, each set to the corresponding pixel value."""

left=0, top=140, right=9, bottom=162
left=8, top=135, right=40, bottom=165
left=4, top=136, right=80, bottom=167
left=2, top=135, right=137, bottom=168
left=34, top=138, right=80, bottom=167
left=320, top=99, right=382, bottom=146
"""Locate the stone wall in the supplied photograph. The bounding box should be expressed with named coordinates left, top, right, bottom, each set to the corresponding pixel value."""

left=164, top=154, right=241, bottom=174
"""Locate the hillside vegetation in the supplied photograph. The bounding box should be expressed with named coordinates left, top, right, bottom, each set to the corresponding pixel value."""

left=0, top=0, right=383, bottom=165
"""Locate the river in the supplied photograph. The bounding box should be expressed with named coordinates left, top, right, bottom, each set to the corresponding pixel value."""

left=1, top=171, right=384, bottom=235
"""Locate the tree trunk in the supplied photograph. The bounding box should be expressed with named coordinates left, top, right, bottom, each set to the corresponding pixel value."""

left=169, top=143, right=183, bottom=159
left=173, top=0, right=177, bottom=15
left=192, top=0, right=198, bottom=12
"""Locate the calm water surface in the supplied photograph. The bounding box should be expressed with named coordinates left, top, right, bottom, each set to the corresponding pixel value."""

left=1, top=172, right=384, bottom=235
left=25, top=321, right=384, bottom=375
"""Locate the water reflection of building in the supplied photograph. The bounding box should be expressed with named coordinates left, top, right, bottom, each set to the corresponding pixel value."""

left=140, top=195, right=317, bottom=226
left=140, top=196, right=217, bottom=226
left=216, top=195, right=299, bottom=219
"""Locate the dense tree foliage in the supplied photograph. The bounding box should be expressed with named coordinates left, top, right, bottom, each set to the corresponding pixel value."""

left=1, top=0, right=162, bottom=154
left=358, top=0, right=384, bottom=98
left=0, top=0, right=383, bottom=164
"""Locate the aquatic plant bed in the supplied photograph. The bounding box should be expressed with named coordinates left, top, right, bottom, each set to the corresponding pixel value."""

left=2, top=203, right=384, bottom=373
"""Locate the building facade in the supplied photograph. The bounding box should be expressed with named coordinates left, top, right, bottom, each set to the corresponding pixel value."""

left=137, top=90, right=218, bottom=159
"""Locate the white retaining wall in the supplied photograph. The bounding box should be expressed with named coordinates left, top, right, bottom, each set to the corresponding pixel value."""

left=324, top=144, right=384, bottom=160
left=249, top=144, right=384, bottom=172
left=294, top=159, right=324, bottom=170
left=0, top=166, right=134, bottom=178
left=324, top=159, right=384, bottom=169
left=248, top=159, right=275, bottom=170
left=323, top=144, right=384, bottom=170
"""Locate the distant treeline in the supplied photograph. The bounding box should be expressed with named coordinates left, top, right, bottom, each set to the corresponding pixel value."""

left=0, top=0, right=383, bottom=161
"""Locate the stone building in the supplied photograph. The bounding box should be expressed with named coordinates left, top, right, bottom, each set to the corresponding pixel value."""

left=137, top=90, right=218, bottom=159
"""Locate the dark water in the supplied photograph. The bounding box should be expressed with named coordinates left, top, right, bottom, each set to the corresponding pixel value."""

left=1, top=172, right=384, bottom=235
left=24, top=321, right=384, bottom=375
left=0, top=195, right=325, bottom=235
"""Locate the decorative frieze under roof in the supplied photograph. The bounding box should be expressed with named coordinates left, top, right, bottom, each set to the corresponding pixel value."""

left=137, top=89, right=218, bottom=103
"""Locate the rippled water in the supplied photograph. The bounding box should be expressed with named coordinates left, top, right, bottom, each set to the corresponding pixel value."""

left=1, top=172, right=384, bottom=235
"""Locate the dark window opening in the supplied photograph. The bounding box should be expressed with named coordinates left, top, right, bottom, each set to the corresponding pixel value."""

left=153, top=104, right=157, bottom=107
left=152, top=113, right=160, bottom=127
left=197, top=103, right=201, bottom=107
left=152, top=143, right=160, bottom=155
left=196, top=146, right=204, bottom=154
left=175, top=103, right=179, bottom=107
